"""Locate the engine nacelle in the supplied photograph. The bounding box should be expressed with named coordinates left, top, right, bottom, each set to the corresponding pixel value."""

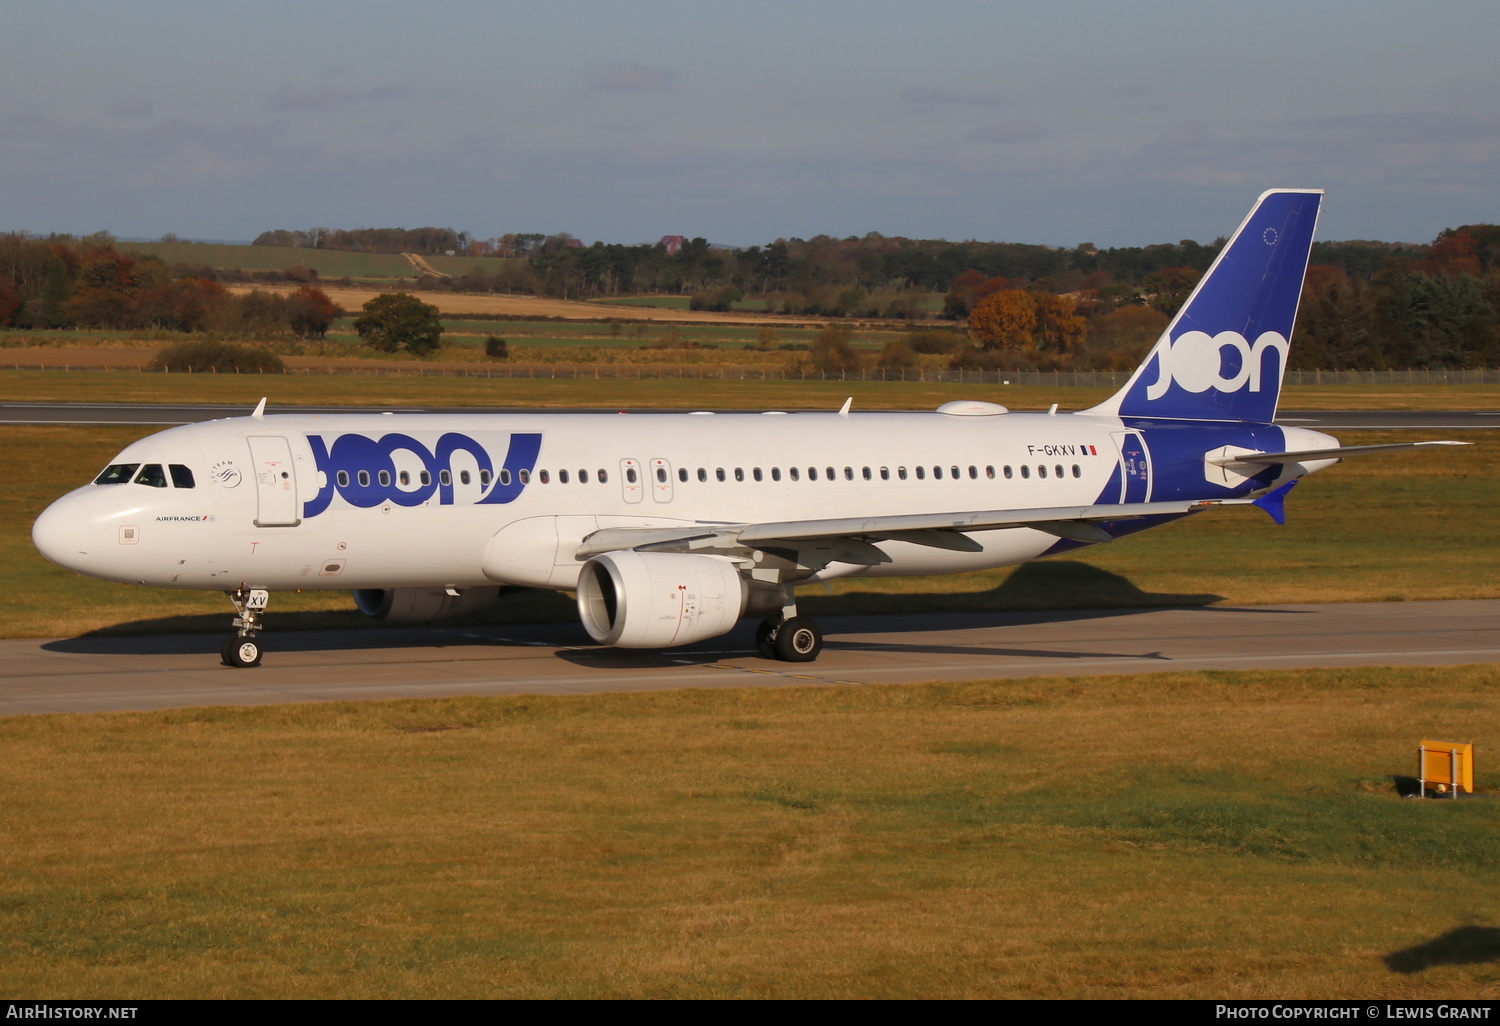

left=352, top=586, right=502, bottom=622
left=577, top=551, right=747, bottom=649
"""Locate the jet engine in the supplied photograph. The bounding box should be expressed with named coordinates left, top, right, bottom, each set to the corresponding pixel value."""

left=577, top=550, right=748, bottom=648
left=352, top=586, right=503, bottom=622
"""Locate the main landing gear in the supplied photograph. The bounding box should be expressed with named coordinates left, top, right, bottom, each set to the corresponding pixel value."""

left=754, top=586, right=823, bottom=662
left=222, top=586, right=269, bottom=668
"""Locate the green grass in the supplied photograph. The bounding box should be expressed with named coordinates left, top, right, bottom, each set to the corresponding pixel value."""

left=122, top=241, right=415, bottom=279
left=2, top=367, right=1497, bottom=411
left=0, top=666, right=1495, bottom=997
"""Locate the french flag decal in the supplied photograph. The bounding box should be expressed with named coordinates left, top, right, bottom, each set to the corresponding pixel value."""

left=1081, top=443, right=1099, bottom=456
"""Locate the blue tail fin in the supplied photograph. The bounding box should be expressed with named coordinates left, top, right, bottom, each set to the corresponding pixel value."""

left=1085, top=189, right=1322, bottom=423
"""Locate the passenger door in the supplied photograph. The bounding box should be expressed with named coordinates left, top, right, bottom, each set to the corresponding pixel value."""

left=247, top=436, right=300, bottom=526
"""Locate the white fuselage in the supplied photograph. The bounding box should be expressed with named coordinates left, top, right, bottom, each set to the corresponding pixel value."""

left=39, top=406, right=1315, bottom=595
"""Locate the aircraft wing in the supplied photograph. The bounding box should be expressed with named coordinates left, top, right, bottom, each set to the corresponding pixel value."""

left=576, top=497, right=1244, bottom=564
left=1207, top=440, right=1469, bottom=466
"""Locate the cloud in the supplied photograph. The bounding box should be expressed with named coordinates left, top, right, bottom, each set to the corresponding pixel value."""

left=965, top=118, right=1045, bottom=145
left=901, top=86, right=1002, bottom=109
left=1109, top=83, right=1167, bottom=114
left=109, top=98, right=154, bottom=119
left=589, top=62, right=675, bottom=93
left=265, top=84, right=411, bottom=113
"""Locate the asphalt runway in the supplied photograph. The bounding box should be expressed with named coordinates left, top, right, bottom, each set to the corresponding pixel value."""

left=3, top=599, right=1496, bottom=716
left=2, top=401, right=1498, bottom=430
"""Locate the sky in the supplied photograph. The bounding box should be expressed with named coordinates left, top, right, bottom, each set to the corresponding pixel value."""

left=3, top=0, right=1497, bottom=249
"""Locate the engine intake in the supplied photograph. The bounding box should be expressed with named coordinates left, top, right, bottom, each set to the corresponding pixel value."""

left=352, top=586, right=502, bottom=622
left=577, top=551, right=747, bottom=649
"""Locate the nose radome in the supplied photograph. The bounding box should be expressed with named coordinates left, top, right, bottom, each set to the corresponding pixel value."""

left=32, top=497, right=91, bottom=570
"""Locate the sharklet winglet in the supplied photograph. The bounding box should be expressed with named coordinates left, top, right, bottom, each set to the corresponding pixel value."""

left=252, top=397, right=267, bottom=420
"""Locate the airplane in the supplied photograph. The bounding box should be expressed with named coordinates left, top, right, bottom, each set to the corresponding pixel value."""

left=32, top=189, right=1467, bottom=668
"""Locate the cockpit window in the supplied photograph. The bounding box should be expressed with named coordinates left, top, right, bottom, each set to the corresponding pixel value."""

left=134, top=464, right=168, bottom=488
left=95, top=463, right=140, bottom=485
left=169, top=464, right=196, bottom=489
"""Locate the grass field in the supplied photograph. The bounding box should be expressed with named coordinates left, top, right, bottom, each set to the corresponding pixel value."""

left=1, top=366, right=1498, bottom=410
left=4, top=423, right=1494, bottom=639
left=0, top=666, right=1495, bottom=998
left=123, top=241, right=415, bottom=279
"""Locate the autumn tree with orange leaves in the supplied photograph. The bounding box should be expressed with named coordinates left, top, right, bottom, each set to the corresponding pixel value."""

left=967, top=290, right=1037, bottom=351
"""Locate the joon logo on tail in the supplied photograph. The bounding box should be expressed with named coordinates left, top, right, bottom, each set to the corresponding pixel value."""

left=1119, top=189, right=1321, bottom=424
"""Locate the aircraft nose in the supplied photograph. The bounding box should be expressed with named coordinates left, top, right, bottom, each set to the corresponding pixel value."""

left=32, top=497, right=91, bottom=570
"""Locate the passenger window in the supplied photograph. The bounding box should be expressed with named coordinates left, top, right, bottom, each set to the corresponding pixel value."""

left=539, top=470, right=550, bottom=484
left=915, top=466, right=926, bottom=480
left=358, top=470, right=371, bottom=487
left=985, top=466, right=995, bottom=480
left=753, top=468, right=763, bottom=482
left=880, top=467, right=890, bottom=480
left=967, top=466, right=976, bottom=479
left=337, top=471, right=350, bottom=487
left=898, top=467, right=907, bottom=480
left=398, top=470, right=410, bottom=486
left=933, top=467, right=943, bottom=480
left=1004, top=465, right=1013, bottom=479
left=379, top=470, right=392, bottom=487
left=772, top=467, right=782, bottom=481
left=559, top=470, right=570, bottom=484
left=499, top=469, right=512, bottom=486
left=169, top=464, right=196, bottom=488
left=734, top=468, right=744, bottom=482
left=1020, top=466, right=1030, bottom=479
left=134, top=464, right=168, bottom=488
left=790, top=467, right=800, bottom=481
left=808, top=467, right=818, bottom=481
left=597, top=469, right=607, bottom=483
left=1037, top=466, right=1047, bottom=479
left=862, top=467, right=871, bottom=480
left=952, top=466, right=961, bottom=479
left=826, top=467, right=835, bottom=481
left=579, top=470, right=589, bottom=483
left=95, top=463, right=140, bottom=485
left=1055, top=465, right=1064, bottom=479
left=518, top=469, right=529, bottom=484
left=678, top=468, right=688, bottom=482
left=420, top=471, right=431, bottom=486
left=440, top=470, right=452, bottom=486
left=627, top=468, right=638, bottom=484
left=716, top=468, right=726, bottom=482
left=697, top=468, right=707, bottom=482
left=844, top=467, right=853, bottom=481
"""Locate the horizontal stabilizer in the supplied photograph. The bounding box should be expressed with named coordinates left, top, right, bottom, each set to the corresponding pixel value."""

left=1207, top=440, right=1470, bottom=466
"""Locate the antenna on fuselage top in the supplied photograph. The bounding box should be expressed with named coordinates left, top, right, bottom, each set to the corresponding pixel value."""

left=251, top=397, right=267, bottom=419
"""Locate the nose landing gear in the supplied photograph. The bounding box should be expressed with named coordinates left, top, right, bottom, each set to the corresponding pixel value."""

left=222, top=586, right=269, bottom=668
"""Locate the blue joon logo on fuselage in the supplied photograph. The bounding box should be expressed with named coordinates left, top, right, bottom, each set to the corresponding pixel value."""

left=302, top=431, right=542, bottom=518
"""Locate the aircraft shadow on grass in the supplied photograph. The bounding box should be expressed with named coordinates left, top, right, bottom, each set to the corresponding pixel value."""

left=44, top=561, right=1266, bottom=660
left=1384, top=925, right=1500, bottom=974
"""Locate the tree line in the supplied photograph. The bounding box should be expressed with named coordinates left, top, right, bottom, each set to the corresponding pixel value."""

left=0, top=234, right=342, bottom=338
left=5, top=222, right=1499, bottom=371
